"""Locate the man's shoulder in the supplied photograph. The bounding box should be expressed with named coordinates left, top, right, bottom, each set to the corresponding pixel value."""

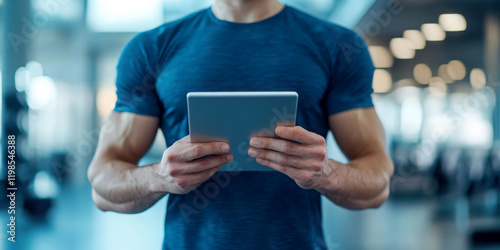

left=289, top=7, right=366, bottom=42
left=132, top=8, right=207, bottom=44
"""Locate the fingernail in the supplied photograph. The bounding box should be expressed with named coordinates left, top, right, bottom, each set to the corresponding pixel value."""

left=250, top=138, right=261, bottom=147
left=276, top=127, right=283, bottom=134
left=226, top=154, right=233, bottom=161
left=221, top=144, right=230, bottom=152
left=248, top=148, right=258, bottom=157
left=256, top=158, right=264, bottom=163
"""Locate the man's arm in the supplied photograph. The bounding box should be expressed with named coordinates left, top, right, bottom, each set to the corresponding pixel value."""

left=88, top=112, right=234, bottom=214
left=88, top=112, right=166, bottom=213
left=247, top=108, right=393, bottom=210
left=320, top=108, right=393, bottom=209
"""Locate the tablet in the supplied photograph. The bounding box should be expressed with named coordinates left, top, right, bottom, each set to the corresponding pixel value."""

left=187, top=91, right=298, bottom=171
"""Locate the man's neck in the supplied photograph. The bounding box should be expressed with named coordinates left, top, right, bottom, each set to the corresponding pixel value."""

left=211, top=0, right=284, bottom=23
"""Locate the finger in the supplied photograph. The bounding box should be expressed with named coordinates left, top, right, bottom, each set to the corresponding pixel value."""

left=184, top=164, right=224, bottom=188
left=174, top=154, right=233, bottom=175
left=178, top=141, right=231, bottom=161
left=174, top=164, right=224, bottom=192
left=275, top=126, right=325, bottom=145
left=255, top=157, right=302, bottom=180
left=248, top=148, right=304, bottom=168
left=249, top=137, right=309, bottom=156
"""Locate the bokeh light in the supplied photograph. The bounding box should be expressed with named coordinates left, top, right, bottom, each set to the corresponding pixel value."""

left=421, top=23, right=446, bottom=41
left=390, top=38, right=415, bottom=59
left=368, top=46, right=394, bottom=68
left=439, top=14, right=467, bottom=32
left=403, top=30, right=426, bottom=50
left=470, top=68, right=486, bottom=89
left=413, top=63, right=432, bottom=84
left=372, top=69, right=392, bottom=93
left=447, top=60, right=466, bottom=80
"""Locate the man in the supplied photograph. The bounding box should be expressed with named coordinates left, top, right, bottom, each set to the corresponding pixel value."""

left=88, top=0, right=394, bottom=249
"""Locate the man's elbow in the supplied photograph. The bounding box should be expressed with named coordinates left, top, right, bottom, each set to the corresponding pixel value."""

left=91, top=189, right=112, bottom=212
left=91, top=189, right=146, bottom=214
left=386, top=157, right=395, bottom=180
left=380, top=154, right=395, bottom=182
left=88, top=166, right=118, bottom=212
left=94, top=201, right=111, bottom=212
left=369, top=184, right=390, bottom=209
left=87, top=160, right=99, bottom=185
left=372, top=155, right=394, bottom=208
left=366, top=155, right=392, bottom=209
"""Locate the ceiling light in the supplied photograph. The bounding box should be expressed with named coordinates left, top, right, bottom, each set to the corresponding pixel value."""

left=447, top=60, right=466, bottom=80
left=373, top=69, right=392, bottom=93
left=439, top=14, right=467, bottom=32
left=368, top=46, right=394, bottom=68
left=470, top=68, right=486, bottom=89
left=413, top=64, right=432, bottom=84
left=421, top=23, right=446, bottom=41
left=27, top=76, right=58, bottom=110
left=15, top=67, right=30, bottom=92
left=26, top=61, right=43, bottom=78
left=390, top=38, right=415, bottom=59
left=403, top=30, right=426, bottom=50
left=438, top=64, right=454, bottom=83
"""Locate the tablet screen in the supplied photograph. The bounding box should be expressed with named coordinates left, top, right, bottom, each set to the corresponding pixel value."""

left=187, top=91, right=298, bottom=171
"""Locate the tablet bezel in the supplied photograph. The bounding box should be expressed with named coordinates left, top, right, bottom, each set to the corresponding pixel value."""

left=187, top=91, right=298, bottom=171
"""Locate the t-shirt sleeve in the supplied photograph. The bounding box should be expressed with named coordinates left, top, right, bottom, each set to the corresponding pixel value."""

left=324, top=30, right=375, bottom=115
left=113, top=32, right=163, bottom=117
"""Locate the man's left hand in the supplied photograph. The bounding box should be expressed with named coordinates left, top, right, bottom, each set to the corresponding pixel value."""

left=248, top=126, right=332, bottom=189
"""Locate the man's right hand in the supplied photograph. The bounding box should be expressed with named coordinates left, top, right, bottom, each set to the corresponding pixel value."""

left=160, top=135, right=234, bottom=194
left=89, top=113, right=234, bottom=213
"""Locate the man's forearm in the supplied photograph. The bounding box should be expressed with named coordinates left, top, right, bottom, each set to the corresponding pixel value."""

left=317, top=153, right=393, bottom=209
left=89, top=160, right=167, bottom=212
left=91, top=188, right=164, bottom=214
left=322, top=184, right=390, bottom=210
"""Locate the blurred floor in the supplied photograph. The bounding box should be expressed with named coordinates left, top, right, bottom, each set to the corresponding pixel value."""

left=323, top=197, right=466, bottom=250
left=2, top=182, right=500, bottom=250
left=1, top=183, right=166, bottom=250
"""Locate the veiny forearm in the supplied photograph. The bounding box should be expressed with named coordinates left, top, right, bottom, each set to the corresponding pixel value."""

left=317, top=153, right=393, bottom=209
left=322, top=184, right=390, bottom=210
left=89, top=160, right=167, bottom=211
left=91, top=188, right=163, bottom=214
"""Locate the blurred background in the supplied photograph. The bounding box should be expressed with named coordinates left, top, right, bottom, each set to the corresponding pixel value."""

left=1, top=0, right=500, bottom=249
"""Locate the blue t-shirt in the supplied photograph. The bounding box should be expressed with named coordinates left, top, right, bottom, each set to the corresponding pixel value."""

left=114, top=5, right=374, bottom=250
